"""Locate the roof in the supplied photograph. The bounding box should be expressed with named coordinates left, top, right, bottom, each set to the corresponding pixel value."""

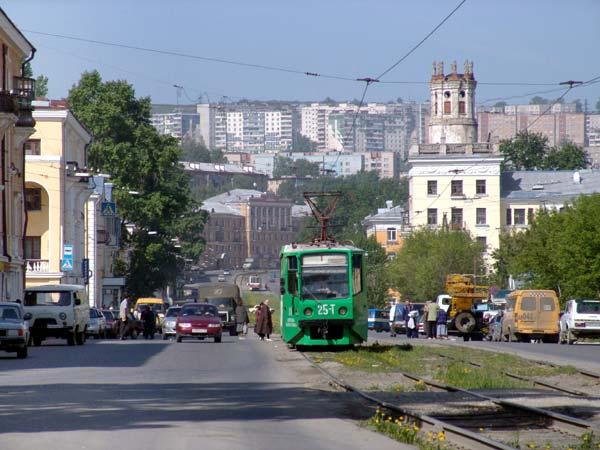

left=26, top=284, right=86, bottom=292
left=0, top=8, right=35, bottom=57
left=182, top=161, right=268, bottom=177
left=501, top=170, right=600, bottom=201
left=203, top=189, right=264, bottom=205
left=200, top=201, right=243, bottom=216
left=281, top=242, right=363, bottom=253
left=291, top=204, right=311, bottom=218
left=364, top=204, right=406, bottom=221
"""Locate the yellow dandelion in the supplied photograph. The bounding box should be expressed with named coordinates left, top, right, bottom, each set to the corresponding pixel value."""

left=528, top=444, right=537, bottom=449
left=399, top=416, right=404, bottom=421
left=438, top=431, right=446, bottom=441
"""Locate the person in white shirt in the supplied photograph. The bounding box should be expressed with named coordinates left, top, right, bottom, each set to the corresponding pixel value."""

left=119, top=297, right=130, bottom=340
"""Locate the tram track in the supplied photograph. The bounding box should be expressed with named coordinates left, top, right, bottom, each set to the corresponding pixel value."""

left=298, top=350, right=595, bottom=450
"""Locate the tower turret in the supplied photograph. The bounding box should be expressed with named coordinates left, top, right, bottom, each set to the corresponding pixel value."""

left=429, top=60, right=477, bottom=144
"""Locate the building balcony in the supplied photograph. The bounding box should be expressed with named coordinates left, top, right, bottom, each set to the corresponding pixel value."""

left=26, top=259, right=49, bottom=273
left=13, top=77, right=36, bottom=128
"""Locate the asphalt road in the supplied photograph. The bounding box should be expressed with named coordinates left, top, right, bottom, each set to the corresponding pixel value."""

left=0, top=335, right=410, bottom=450
left=368, top=330, right=600, bottom=372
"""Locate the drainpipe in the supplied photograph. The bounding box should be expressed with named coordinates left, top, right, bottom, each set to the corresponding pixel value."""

left=21, top=48, right=36, bottom=77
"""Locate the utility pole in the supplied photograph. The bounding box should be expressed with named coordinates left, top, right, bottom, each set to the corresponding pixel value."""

left=173, top=84, right=183, bottom=105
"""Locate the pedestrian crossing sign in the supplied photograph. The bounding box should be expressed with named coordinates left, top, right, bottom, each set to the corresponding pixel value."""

left=101, top=201, right=116, bottom=216
left=61, top=259, right=73, bottom=271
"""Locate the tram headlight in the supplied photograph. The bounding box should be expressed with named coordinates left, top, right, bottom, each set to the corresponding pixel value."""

left=303, top=307, right=313, bottom=316
left=339, top=307, right=348, bottom=316
left=59, top=312, right=67, bottom=320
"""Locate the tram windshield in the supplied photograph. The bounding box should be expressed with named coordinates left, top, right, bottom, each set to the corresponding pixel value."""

left=301, top=254, right=349, bottom=300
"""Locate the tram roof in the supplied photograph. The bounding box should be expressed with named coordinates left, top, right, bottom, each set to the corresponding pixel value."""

left=281, top=242, right=363, bottom=253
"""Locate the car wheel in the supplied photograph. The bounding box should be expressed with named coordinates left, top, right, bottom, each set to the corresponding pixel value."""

left=214, top=336, right=222, bottom=343
left=16, top=346, right=28, bottom=359
left=176, top=335, right=182, bottom=343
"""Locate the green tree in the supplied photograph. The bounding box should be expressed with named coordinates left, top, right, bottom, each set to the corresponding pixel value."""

left=499, top=131, right=548, bottom=170
left=530, top=96, right=549, bottom=105
left=387, top=229, right=485, bottom=301
left=491, top=231, right=528, bottom=288
left=500, top=195, right=600, bottom=301
left=348, top=234, right=389, bottom=308
left=542, top=142, right=588, bottom=170
left=273, top=156, right=320, bottom=178
left=35, top=75, right=48, bottom=98
left=292, top=132, right=318, bottom=152
left=180, top=140, right=211, bottom=162
left=68, top=70, right=205, bottom=296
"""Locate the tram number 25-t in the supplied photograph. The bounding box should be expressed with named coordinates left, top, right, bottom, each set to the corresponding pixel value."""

left=317, top=304, right=335, bottom=316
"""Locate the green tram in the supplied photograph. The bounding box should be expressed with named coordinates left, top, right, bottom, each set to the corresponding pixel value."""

left=280, top=242, right=368, bottom=347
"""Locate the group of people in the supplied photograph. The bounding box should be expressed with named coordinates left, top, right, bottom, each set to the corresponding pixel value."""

left=389, top=298, right=449, bottom=340
left=235, top=298, right=273, bottom=341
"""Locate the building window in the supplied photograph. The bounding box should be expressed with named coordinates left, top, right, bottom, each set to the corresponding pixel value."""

left=427, top=180, right=437, bottom=195
left=527, top=208, right=535, bottom=223
left=476, top=179, right=486, bottom=195
left=25, top=188, right=42, bottom=211
left=459, top=101, right=466, bottom=114
left=476, top=208, right=487, bottom=225
left=451, top=180, right=463, bottom=196
left=451, top=208, right=463, bottom=229
left=24, top=139, right=41, bottom=155
left=476, top=236, right=487, bottom=252
left=427, top=208, right=437, bottom=225
left=25, top=237, right=41, bottom=260
left=444, top=101, right=451, bottom=114
left=387, top=228, right=397, bottom=242
left=506, top=208, right=512, bottom=226
left=514, top=208, right=526, bottom=225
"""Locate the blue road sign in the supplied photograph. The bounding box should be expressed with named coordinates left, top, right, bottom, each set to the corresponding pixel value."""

left=61, top=244, right=73, bottom=272
left=101, top=201, right=117, bottom=216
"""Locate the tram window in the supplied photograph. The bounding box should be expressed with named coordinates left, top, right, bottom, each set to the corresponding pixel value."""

left=352, top=254, right=362, bottom=295
left=287, top=256, right=298, bottom=295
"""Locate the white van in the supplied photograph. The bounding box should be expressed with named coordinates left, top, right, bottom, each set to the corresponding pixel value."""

left=24, top=284, right=89, bottom=346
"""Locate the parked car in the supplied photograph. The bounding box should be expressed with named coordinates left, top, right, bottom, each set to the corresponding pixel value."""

left=176, top=303, right=222, bottom=343
left=24, top=284, right=89, bottom=346
left=486, top=313, right=504, bottom=341
left=475, top=302, right=503, bottom=324
left=0, top=302, right=29, bottom=358
left=87, top=308, right=106, bottom=339
left=368, top=308, right=390, bottom=332
left=502, top=290, right=560, bottom=343
left=560, top=298, right=600, bottom=344
left=101, top=310, right=118, bottom=338
left=222, top=270, right=231, bottom=276
left=162, top=306, right=181, bottom=340
left=217, top=275, right=226, bottom=282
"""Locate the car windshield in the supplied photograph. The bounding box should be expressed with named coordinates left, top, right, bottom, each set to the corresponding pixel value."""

left=203, top=298, right=235, bottom=309
left=137, top=304, right=163, bottom=314
left=578, top=301, right=600, bottom=313
left=180, top=305, right=218, bottom=317
left=101, top=311, right=114, bottom=320
left=0, top=305, right=21, bottom=321
left=24, top=291, right=71, bottom=306
left=166, top=307, right=181, bottom=317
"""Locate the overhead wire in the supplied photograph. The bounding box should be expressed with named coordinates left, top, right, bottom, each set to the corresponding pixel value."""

left=23, top=29, right=358, bottom=83
left=376, top=0, right=467, bottom=80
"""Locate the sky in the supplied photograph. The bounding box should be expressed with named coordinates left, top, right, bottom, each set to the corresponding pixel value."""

left=3, top=0, right=600, bottom=107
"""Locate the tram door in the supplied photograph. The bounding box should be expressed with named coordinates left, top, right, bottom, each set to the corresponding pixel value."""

left=286, top=256, right=299, bottom=316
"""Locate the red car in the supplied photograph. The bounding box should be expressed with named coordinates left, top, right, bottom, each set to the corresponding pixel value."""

left=176, top=303, right=222, bottom=343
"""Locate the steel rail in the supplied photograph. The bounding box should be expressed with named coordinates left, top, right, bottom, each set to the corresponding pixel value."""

left=433, top=352, right=589, bottom=397
left=298, top=351, right=517, bottom=450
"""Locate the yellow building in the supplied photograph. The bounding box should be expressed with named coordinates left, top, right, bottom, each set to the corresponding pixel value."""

left=362, top=201, right=409, bottom=257
left=0, top=10, right=36, bottom=301
left=25, top=102, right=92, bottom=287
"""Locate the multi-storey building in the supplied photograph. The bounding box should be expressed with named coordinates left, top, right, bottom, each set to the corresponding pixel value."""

left=200, top=189, right=295, bottom=269
left=25, top=103, right=93, bottom=288
left=477, top=103, right=585, bottom=147
left=409, top=61, right=503, bottom=257
left=0, top=11, right=36, bottom=302
left=362, top=201, right=410, bottom=257
left=151, top=104, right=201, bottom=142
left=197, top=103, right=293, bottom=152
left=586, top=113, right=600, bottom=147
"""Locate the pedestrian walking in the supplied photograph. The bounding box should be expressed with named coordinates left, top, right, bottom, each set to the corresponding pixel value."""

left=427, top=300, right=439, bottom=339
left=406, top=310, right=418, bottom=339
left=436, top=307, right=448, bottom=339
left=119, top=297, right=130, bottom=340
left=140, top=305, right=156, bottom=339
left=235, top=299, right=250, bottom=339
left=423, top=301, right=430, bottom=338
left=255, top=300, right=273, bottom=341
left=389, top=298, right=402, bottom=337
left=402, top=300, right=412, bottom=336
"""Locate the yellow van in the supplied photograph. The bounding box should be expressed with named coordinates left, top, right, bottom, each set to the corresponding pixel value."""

left=134, top=298, right=167, bottom=327
left=502, top=290, right=559, bottom=343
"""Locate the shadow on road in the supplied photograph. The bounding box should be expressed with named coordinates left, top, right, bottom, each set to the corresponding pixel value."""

left=0, top=382, right=367, bottom=434
left=0, top=341, right=171, bottom=369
